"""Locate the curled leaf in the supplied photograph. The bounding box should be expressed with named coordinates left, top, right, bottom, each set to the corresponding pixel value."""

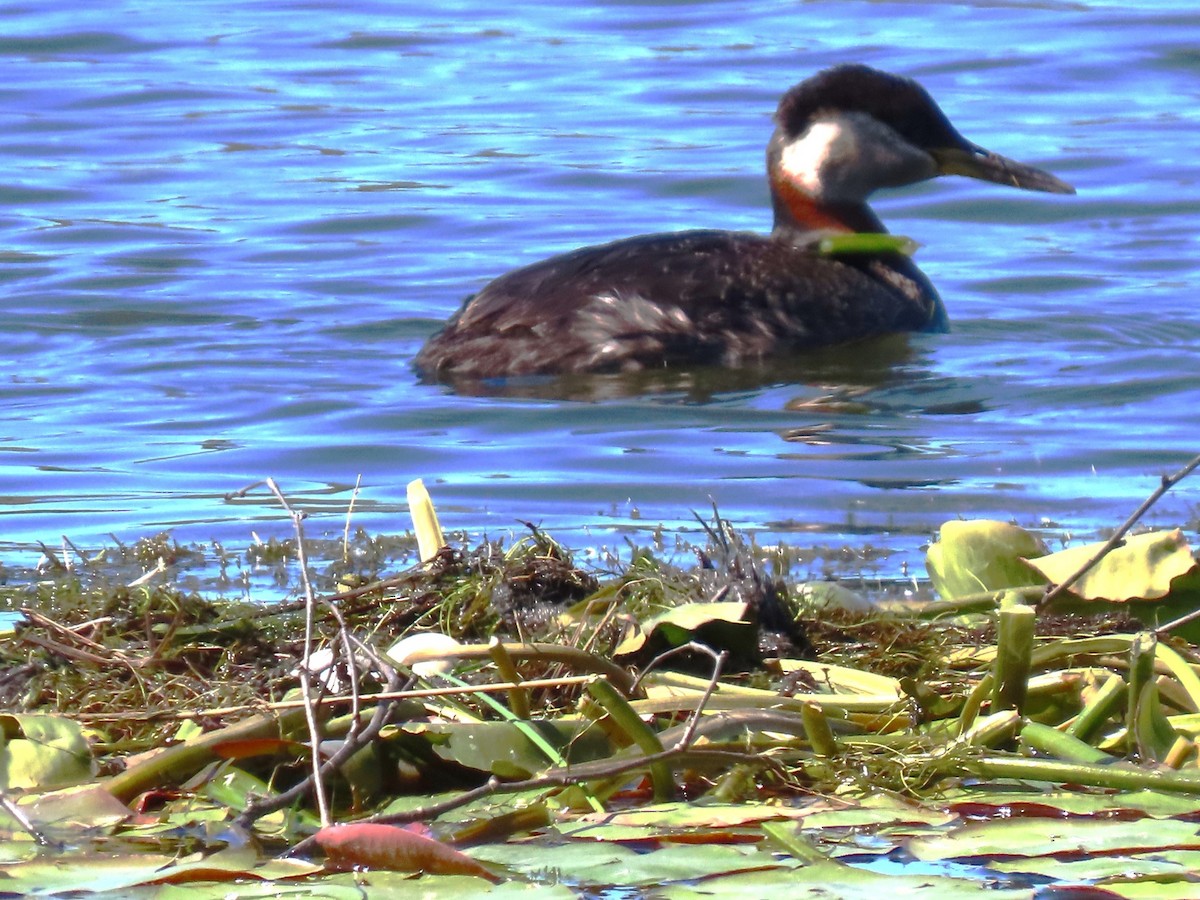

left=614, top=601, right=755, bottom=659
left=1027, top=529, right=1197, bottom=602
left=925, top=520, right=1047, bottom=600
left=0, top=714, right=94, bottom=790
left=314, top=822, right=500, bottom=881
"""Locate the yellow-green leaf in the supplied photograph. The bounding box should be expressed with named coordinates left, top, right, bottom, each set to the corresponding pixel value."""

left=0, top=714, right=93, bottom=790
left=1026, top=529, right=1196, bottom=601
left=925, top=520, right=1048, bottom=600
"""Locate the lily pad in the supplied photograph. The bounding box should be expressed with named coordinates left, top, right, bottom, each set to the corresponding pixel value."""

left=0, top=714, right=94, bottom=790
left=925, top=520, right=1047, bottom=600
left=1027, top=529, right=1197, bottom=602
left=613, top=601, right=756, bottom=661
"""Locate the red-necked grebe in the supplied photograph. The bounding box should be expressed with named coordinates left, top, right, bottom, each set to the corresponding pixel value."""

left=415, top=64, right=1073, bottom=380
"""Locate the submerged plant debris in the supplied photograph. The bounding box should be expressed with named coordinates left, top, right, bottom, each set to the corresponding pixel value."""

left=2, top=473, right=1200, bottom=898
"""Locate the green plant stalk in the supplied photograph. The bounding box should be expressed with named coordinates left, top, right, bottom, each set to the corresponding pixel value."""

left=761, top=820, right=834, bottom=866
left=488, top=637, right=530, bottom=720
left=800, top=702, right=838, bottom=758
left=915, top=585, right=1045, bottom=619
left=1030, top=635, right=1136, bottom=668
left=586, top=677, right=673, bottom=802
left=1164, top=735, right=1196, bottom=769
left=957, top=672, right=993, bottom=736
left=1018, top=720, right=1114, bottom=765
left=774, top=659, right=902, bottom=697
left=954, top=709, right=1021, bottom=751
left=1065, top=673, right=1126, bottom=744
left=105, top=705, right=313, bottom=803
left=968, top=754, right=1200, bottom=794
left=636, top=672, right=900, bottom=715
left=992, top=604, right=1036, bottom=714
left=1126, top=632, right=1158, bottom=754
left=1133, top=679, right=1178, bottom=762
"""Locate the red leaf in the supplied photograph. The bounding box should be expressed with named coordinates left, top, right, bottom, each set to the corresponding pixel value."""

left=313, top=823, right=501, bottom=882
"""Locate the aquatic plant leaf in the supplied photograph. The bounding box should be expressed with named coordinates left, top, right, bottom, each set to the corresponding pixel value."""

left=318, top=871, right=575, bottom=898
left=314, top=822, right=500, bottom=881
left=1026, top=529, right=1197, bottom=601
left=990, top=847, right=1200, bottom=883
left=925, top=520, right=1047, bottom=600
left=613, top=601, right=755, bottom=657
left=573, top=800, right=813, bottom=830
left=943, top=787, right=1200, bottom=818
left=906, top=816, right=1200, bottom=862
left=17, top=783, right=131, bottom=829
left=0, top=853, right=177, bottom=896
left=472, top=840, right=792, bottom=886
left=0, top=713, right=93, bottom=789
left=400, top=720, right=608, bottom=778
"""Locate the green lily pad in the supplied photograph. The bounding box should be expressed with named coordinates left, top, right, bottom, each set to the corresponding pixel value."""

left=397, top=720, right=609, bottom=778
left=925, top=520, right=1047, bottom=600
left=0, top=714, right=94, bottom=790
left=472, top=840, right=793, bottom=886
left=906, top=816, right=1200, bottom=861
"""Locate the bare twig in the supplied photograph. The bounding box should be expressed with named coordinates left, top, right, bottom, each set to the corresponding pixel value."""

left=264, top=477, right=330, bottom=827
left=1157, top=605, right=1200, bottom=639
left=233, top=674, right=404, bottom=831
left=1040, top=452, right=1200, bottom=607
left=0, top=791, right=57, bottom=848
left=285, top=746, right=766, bottom=859
left=631, top=640, right=721, bottom=694
left=342, top=474, right=362, bottom=566
left=673, top=648, right=729, bottom=750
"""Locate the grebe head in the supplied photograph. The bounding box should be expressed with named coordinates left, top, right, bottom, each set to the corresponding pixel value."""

left=767, top=65, right=1075, bottom=235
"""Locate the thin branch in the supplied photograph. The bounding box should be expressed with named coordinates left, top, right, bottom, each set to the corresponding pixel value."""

left=342, top=474, right=362, bottom=566
left=285, top=746, right=766, bottom=859
left=1040, top=452, right=1200, bottom=607
left=673, top=648, right=729, bottom=751
left=0, top=791, right=56, bottom=848
left=265, top=477, right=330, bottom=827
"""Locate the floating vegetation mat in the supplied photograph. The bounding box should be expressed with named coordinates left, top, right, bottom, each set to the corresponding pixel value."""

left=2, top=466, right=1200, bottom=898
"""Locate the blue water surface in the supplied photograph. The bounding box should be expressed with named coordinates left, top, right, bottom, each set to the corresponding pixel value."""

left=2, top=0, right=1198, bottom=579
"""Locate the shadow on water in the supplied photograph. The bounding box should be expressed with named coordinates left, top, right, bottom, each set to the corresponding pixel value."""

left=419, top=332, right=970, bottom=407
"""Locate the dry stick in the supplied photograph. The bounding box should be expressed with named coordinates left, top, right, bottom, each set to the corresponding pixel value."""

left=0, top=791, right=55, bottom=848
left=1040, top=452, right=1200, bottom=608
left=672, top=648, right=729, bottom=751
left=327, top=598, right=363, bottom=747
left=632, top=640, right=722, bottom=695
left=233, top=678, right=404, bottom=831
left=264, top=477, right=330, bottom=827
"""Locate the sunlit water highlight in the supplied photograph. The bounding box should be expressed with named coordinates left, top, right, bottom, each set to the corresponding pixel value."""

left=3, top=1, right=1199, bottom=580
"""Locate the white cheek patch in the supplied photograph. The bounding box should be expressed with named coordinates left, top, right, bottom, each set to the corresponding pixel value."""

left=779, top=119, right=854, bottom=197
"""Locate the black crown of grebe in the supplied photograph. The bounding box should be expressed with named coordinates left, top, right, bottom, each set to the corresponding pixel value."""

left=415, top=64, right=1074, bottom=380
